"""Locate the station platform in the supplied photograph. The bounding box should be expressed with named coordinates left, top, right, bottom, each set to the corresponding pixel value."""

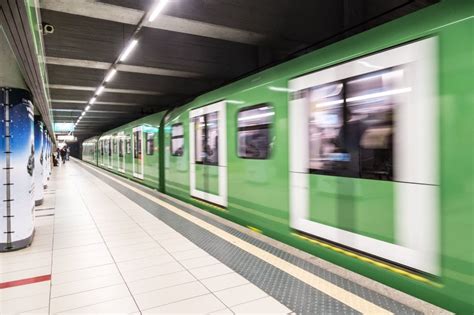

left=0, top=159, right=449, bottom=314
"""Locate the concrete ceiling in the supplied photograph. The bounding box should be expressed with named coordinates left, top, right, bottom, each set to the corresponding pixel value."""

left=39, top=0, right=436, bottom=141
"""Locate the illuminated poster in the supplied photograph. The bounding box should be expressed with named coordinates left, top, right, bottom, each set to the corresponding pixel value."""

left=34, top=118, right=44, bottom=204
left=0, top=88, right=35, bottom=251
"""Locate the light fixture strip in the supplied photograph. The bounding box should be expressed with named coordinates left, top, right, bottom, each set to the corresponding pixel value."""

left=119, top=39, right=138, bottom=62
left=104, top=69, right=117, bottom=82
left=149, top=0, right=170, bottom=22
left=96, top=86, right=105, bottom=96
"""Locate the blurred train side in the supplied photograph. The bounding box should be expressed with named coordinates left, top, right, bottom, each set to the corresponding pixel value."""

left=82, top=0, right=473, bottom=312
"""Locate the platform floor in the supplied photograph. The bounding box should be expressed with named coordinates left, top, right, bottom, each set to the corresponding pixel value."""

left=0, top=159, right=448, bottom=314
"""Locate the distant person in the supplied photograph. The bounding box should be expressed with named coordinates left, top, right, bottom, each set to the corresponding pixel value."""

left=66, top=147, right=70, bottom=160
left=60, top=147, right=67, bottom=164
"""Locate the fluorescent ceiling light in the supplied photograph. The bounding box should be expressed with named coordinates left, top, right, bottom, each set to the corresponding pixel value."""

left=105, top=69, right=117, bottom=82
left=85, top=105, right=90, bottom=111
left=149, top=0, right=169, bottom=22
left=96, top=86, right=105, bottom=95
left=90, top=97, right=96, bottom=104
left=120, top=39, right=138, bottom=62
left=81, top=111, right=85, bottom=116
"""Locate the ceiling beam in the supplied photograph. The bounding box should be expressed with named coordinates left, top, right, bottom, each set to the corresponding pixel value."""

left=51, top=99, right=141, bottom=106
left=48, top=84, right=162, bottom=96
left=45, top=56, right=201, bottom=78
left=40, top=0, right=266, bottom=45
left=53, top=109, right=136, bottom=114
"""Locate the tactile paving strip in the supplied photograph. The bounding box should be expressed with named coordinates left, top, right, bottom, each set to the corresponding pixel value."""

left=81, top=163, right=422, bottom=315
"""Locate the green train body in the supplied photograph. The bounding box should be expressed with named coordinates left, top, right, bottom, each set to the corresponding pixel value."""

left=82, top=0, right=473, bottom=312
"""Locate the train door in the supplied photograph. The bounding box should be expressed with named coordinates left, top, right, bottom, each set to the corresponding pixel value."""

left=132, top=126, right=144, bottom=179
left=118, top=132, right=125, bottom=173
left=288, top=38, right=438, bottom=274
left=189, top=101, right=227, bottom=207
left=107, top=137, right=113, bottom=169
left=112, top=134, right=117, bottom=169
left=99, top=140, right=104, bottom=166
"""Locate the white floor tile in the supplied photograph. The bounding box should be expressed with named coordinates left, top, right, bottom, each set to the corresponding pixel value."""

left=171, top=248, right=210, bottom=261
left=52, top=263, right=119, bottom=285
left=56, top=296, right=139, bottom=314
left=134, top=281, right=209, bottom=311
left=50, top=283, right=131, bottom=313
left=116, top=252, right=175, bottom=272
left=0, top=266, right=51, bottom=283
left=180, top=255, right=221, bottom=270
left=0, top=281, right=50, bottom=301
left=121, top=261, right=184, bottom=282
left=0, top=292, right=49, bottom=314
left=214, top=283, right=267, bottom=307
left=189, top=263, right=234, bottom=280
left=231, top=296, right=291, bottom=314
left=127, top=270, right=196, bottom=295
left=51, top=272, right=124, bottom=298
left=201, top=273, right=249, bottom=292
left=143, top=293, right=226, bottom=314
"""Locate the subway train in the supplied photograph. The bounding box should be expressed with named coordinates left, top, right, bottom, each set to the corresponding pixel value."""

left=82, top=1, right=473, bottom=312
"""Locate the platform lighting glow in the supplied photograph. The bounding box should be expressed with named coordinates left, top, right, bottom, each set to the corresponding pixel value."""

left=105, top=69, right=117, bottom=82
left=269, top=86, right=296, bottom=93
left=85, top=105, right=90, bottom=111
left=148, top=0, right=169, bottom=22
left=81, top=111, right=85, bottom=116
left=119, top=39, right=138, bottom=62
left=96, top=86, right=105, bottom=95
left=90, top=97, right=97, bottom=105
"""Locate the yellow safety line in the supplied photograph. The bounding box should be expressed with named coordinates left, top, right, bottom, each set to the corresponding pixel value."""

left=292, top=233, right=443, bottom=288
left=80, top=161, right=392, bottom=314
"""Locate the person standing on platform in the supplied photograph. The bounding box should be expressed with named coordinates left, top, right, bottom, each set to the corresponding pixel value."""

left=60, top=146, right=67, bottom=164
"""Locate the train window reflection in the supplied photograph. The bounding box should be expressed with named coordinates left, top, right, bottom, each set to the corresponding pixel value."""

left=308, top=67, right=404, bottom=180
left=126, top=136, right=131, bottom=154
left=171, top=123, right=184, bottom=157
left=146, top=133, right=154, bottom=155
left=309, top=84, right=344, bottom=171
left=194, top=112, right=219, bottom=165
left=237, top=104, right=274, bottom=159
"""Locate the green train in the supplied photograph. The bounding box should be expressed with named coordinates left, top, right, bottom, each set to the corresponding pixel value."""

left=82, top=0, right=473, bottom=312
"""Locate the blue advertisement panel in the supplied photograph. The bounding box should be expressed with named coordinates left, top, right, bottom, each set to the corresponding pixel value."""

left=0, top=88, right=35, bottom=251
left=34, top=118, right=44, bottom=204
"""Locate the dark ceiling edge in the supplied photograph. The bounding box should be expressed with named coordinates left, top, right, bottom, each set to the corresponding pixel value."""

left=170, top=0, right=439, bottom=110
left=0, top=0, right=55, bottom=140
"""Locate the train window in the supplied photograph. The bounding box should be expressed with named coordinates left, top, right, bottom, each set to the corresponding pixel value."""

left=118, top=138, right=123, bottom=158
left=237, top=104, right=274, bottom=159
left=126, top=136, right=131, bottom=154
left=112, top=136, right=117, bottom=154
left=193, top=112, right=218, bottom=165
left=133, top=130, right=142, bottom=159
left=171, top=123, right=184, bottom=156
left=308, top=68, right=399, bottom=180
left=146, top=133, right=154, bottom=155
